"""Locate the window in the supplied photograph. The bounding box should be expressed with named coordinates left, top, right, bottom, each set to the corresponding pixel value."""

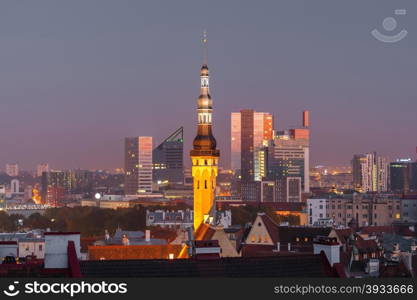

left=204, top=180, right=207, bottom=189
left=39, top=244, right=43, bottom=251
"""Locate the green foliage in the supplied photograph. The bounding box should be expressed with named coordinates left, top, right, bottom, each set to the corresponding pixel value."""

left=228, top=205, right=300, bottom=226
left=0, top=211, right=18, bottom=232
left=1, top=205, right=150, bottom=237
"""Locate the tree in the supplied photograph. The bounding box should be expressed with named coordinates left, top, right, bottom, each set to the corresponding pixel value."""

left=24, top=213, right=50, bottom=229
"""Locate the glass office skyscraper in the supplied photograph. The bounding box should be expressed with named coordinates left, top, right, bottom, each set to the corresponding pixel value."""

left=153, top=127, right=184, bottom=185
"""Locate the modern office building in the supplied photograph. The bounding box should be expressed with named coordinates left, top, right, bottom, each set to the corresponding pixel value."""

left=230, top=112, right=241, bottom=172
left=41, top=170, right=75, bottom=206
left=11, top=179, right=20, bottom=194
left=352, top=152, right=389, bottom=193
left=0, top=185, right=5, bottom=210
left=230, top=110, right=273, bottom=177
left=36, top=163, right=50, bottom=177
left=124, top=137, right=153, bottom=195
left=277, top=177, right=302, bottom=202
left=5, top=163, right=19, bottom=177
left=352, top=154, right=367, bottom=190
left=266, top=137, right=310, bottom=193
left=153, top=127, right=184, bottom=185
left=390, top=159, right=417, bottom=193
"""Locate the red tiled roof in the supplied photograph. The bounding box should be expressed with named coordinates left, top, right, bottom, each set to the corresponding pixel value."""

left=355, top=236, right=379, bottom=253
left=258, top=214, right=331, bottom=245
left=259, top=202, right=306, bottom=211
left=44, top=232, right=80, bottom=235
left=88, top=244, right=185, bottom=260
left=217, top=201, right=305, bottom=212
left=241, top=244, right=277, bottom=257
left=334, top=228, right=353, bottom=244
left=194, top=223, right=216, bottom=241
left=360, top=226, right=394, bottom=235
left=0, top=241, right=17, bottom=245
left=379, top=261, right=411, bottom=277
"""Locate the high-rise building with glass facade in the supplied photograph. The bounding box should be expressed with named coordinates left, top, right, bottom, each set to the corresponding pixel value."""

left=230, top=110, right=273, bottom=179
left=153, top=127, right=184, bottom=185
left=0, top=185, right=5, bottom=210
left=352, top=152, right=389, bottom=193
left=124, top=136, right=153, bottom=195
left=352, top=154, right=367, bottom=190
left=390, top=159, right=417, bottom=193
left=41, top=170, right=75, bottom=206
left=266, top=136, right=310, bottom=193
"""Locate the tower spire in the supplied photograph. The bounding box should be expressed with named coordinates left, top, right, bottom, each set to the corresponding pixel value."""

left=202, top=30, right=208, bottom=65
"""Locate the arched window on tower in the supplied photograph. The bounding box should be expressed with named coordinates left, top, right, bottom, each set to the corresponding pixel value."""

left=197, top=180, right=200, bottom=189
left=204, top=180, right=207, bottom=189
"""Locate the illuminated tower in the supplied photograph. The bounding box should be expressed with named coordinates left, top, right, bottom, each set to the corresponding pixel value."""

left=190, top=33, right=220, bottom=231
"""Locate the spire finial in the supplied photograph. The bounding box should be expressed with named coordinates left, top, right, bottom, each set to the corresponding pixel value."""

left=202, top=30, right=208, bottom=65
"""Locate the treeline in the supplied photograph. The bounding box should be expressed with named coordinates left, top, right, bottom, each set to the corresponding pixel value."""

left=230, top=206, right=300, bottom=226
left=0, top=203, right=192, bottom=237
left=0, top=206, right=147, bottom=236
left=0, top=203, right=299, bottom=237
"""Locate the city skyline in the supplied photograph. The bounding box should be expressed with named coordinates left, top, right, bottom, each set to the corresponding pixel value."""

left=1, top=1, right=416, bottom=170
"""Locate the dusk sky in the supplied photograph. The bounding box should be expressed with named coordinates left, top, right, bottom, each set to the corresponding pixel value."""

left=0, top=0, right=416, bottom=171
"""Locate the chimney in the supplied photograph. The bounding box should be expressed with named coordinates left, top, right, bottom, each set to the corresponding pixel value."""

left=302, top=110, right=309, bottom=128
left=145, top=230, right=150, bottom=242
left=313, top=236, right=341, bottom=266
left=122, top=234, right=130, bottom=246
left=44, top=232, right=80, bottom=269
left=288, top=242, right=291, bottom=251
left=277, top=242, right=280, bottom=252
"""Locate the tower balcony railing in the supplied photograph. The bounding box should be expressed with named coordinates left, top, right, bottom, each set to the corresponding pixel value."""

left=190, top=149, right=220, bottom=157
